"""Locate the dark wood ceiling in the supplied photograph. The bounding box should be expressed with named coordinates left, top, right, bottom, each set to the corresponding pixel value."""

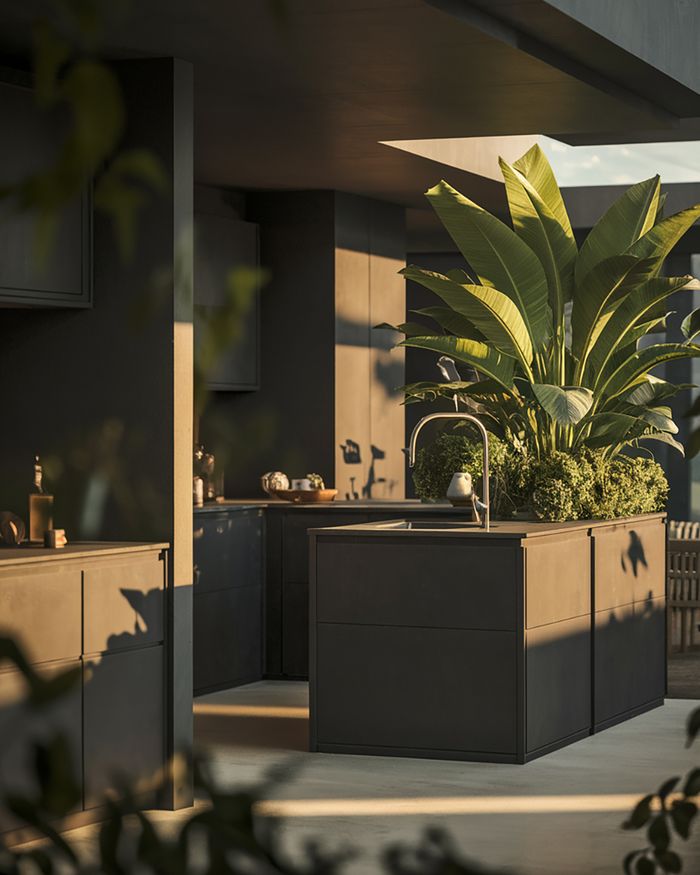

left=0, top=0, right=696, bottom=218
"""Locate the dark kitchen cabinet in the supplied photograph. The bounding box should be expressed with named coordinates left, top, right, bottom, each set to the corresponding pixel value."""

left=194, top=212, right=260, bottom=390
left=193, top=508, right=264, bottom=693
left=0, top=79, right=91, bottom=308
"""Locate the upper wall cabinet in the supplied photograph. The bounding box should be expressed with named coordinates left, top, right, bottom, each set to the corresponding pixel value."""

left=194, top=211, right=260, bottom=391
left=0, top=80, right=91, bottom=308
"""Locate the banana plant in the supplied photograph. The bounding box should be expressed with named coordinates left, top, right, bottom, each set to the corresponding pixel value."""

left=384, top=145, right=700, bottom=459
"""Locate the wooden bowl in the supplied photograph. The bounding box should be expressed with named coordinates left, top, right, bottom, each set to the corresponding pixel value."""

left=274, top=488, right=338, bottom=504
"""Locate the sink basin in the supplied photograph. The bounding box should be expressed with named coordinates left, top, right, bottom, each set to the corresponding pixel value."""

left=369, top=519, right=480, bottom=531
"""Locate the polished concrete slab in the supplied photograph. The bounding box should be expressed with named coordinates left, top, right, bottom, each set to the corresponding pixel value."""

left=18, top=682, right=700, bottom=873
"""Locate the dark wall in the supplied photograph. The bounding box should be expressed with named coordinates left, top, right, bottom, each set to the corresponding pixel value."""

left=199, top=191, right=336, bottom=497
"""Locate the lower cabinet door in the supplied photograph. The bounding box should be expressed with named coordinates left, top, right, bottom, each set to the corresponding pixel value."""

left=594, top=604, right=637, bottom=728
left=83, top=647, right=164, bottom=809
left=634, top=596, right=666, bottom=707
left=193, top=586, right=262, bottom=693
left=282, top=581, right=309, bottom=678
left=0, top=659, right=83, bottom=832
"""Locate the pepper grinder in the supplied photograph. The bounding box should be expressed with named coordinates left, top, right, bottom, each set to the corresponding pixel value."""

left=29, top=455, right=54, bottom=543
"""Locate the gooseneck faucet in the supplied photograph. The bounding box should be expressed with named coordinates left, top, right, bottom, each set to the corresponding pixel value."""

left=408, top=412, right=490, bottom=532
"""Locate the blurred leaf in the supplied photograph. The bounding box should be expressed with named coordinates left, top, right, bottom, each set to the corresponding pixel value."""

left=34, top=736, right=81, bottom=816
left=670, top=799, right=697, bottom=840
left=682, top=767, right=700, bottom=797
left=648, top=815, right=671, bottom=853
left=635, top=857, right=656, bottom=875
left=28, top=665, right=81, bottom=707
left=658, top=777, right=680, bottom=800
left=33, top=20, right=71, bottom=105
left=624, top=795, right=655, bottom=830
left=686, top=706, right=700, bottom=746
left=681, top=307, right=700, bottom=343
left=685, top=428, right=700, bottom=460
left=654, top=849, right=682, bottom=873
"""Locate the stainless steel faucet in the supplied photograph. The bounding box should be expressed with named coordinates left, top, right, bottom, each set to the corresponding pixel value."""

left=408, top=412, right=490, bottom=531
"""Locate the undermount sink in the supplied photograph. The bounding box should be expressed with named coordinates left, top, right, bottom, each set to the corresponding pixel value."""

left=368, top=519, right=480, bottom=531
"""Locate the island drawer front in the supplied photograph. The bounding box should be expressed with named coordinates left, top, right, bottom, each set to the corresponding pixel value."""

left=526, top=614, right=591, bottom=753
left=525, top=535, right=590, bottom=629
left=84, top=556, right=165, bottom=655
left=315, top=623, right=517, bottom=755
left=592, top=519, right=666, bottom=611
left=0, top=568, right=81, bottom=666
left=315, top=538, right=517, bottom=630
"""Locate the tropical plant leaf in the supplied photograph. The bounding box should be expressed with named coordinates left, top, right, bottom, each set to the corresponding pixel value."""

left=681, top=307, right=700, bottom=343
left=514, top=143, right=575, bottom=240
left=623, top=376, right=694, bottom=408
left=571, top=255, right=651, bottom=370
left=584, top=276, right=697, bottom=386
left=401, top=266, right=534, bottom=371
left=575, top=176, right=660, bottom=287
left=628, top=202, right=700, bottom=279
left=639, top=432, right=686, bottom=456
left=532, top=384, right=593, bottom=425
left=400, top=335, right=516, bottom=390
left=600, top=343, right=700, bottom=401
left=425, top=180, right=551, bottom=355
left=413, top=307, right=486, bottom=340
left=500, top=156, right=576, bottom=325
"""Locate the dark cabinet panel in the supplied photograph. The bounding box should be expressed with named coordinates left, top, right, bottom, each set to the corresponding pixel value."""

left=282, top=581, right=309, bottom=678
left=315, top=623, right=517, bottom=755
left=84, top=555, right=165, bottom=655
left=193, top=508, right=264, bottom=693
left=526, top=614, right=591, bottom=754
left=282, top=513, right=367, bottom=582
left=194, top=586, right=262, bottom=693
left=194, top=509, right=263, bottom=593
left=83, top=647, right=164, bottom=808
left=194, top=212, right=260, bottom=390
left=0, top=81, right=91, bottom=308
left=0, top=659, right=82, bottom=832
left=316, top=538, right=517, bottom=630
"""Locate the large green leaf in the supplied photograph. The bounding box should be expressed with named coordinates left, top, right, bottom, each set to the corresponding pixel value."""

left=401, top=266, right=533, bottom=371
left=571, top=254, right=652, bottom=369
left=575, top=176, right=660, bottom=286
left=599, top=343, right=700, bottom=401
left=628, top=202, right=700, bottom=276
left=623, top=375, right=694, bottom=407
left=532, top=383, right=593, bottom=425
left=412, top=306, right=485, bottom=340
left=640, top=432, right=686, bottom=456
left=584, top=275, right=696, bottom=387
left=682, top=307, right=700, bottom=343
left=425, top=180, right=551, bottom=354
left=400, top=335, right=516, bottom=390
left=514, top=143, right=574, bottom=240
left=500, top=158, right=576, bottom=329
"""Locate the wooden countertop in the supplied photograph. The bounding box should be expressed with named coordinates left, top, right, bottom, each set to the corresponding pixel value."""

left=0, top=541, right=169, bottom=567
left=309, top=513, right=667, bottom=540
left=194, top=499, right=465, bottom=513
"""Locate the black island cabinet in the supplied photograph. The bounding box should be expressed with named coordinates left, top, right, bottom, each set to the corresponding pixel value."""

left=308, top=514, right=666, bottom=763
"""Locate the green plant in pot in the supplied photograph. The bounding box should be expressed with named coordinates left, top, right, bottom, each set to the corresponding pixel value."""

left=384, top=145, right=700, bottom=520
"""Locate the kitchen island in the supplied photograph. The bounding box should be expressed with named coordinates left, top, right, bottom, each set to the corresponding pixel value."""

left=309, top=514, right=666, bottom=763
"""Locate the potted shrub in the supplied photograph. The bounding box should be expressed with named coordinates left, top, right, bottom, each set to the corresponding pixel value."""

left=383, top=145, right=700, bottom=521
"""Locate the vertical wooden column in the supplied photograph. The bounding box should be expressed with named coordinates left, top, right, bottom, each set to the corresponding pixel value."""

left=334, top=194, right=405, bottom=500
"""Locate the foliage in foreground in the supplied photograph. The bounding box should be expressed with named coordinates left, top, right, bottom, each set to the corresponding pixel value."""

left=412, top=432, right=668, bottom=521
left=382, top=145, right=700, bottom=462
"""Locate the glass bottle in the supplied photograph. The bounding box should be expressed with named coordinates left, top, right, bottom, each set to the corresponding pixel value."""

left=29, top=455, right=54, bottom=543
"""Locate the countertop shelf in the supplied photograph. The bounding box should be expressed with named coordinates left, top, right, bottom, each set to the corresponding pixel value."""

left=194, top=499, right=472, bottom=514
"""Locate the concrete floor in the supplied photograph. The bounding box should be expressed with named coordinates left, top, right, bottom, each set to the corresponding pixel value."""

left=34, top=682, right=700, bottom=874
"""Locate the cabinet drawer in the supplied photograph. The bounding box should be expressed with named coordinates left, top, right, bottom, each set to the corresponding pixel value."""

left=0, top=659, right=82, bottom=831
left=593, top=520, right=665, bottom=611
left=315, top=623, right=517, bottom=754
left=193, top=586, right=262, bottom=692
left=84, top=556, right=165, bottom=655
left=193, top=510, right=262, bottom=593
left=316, top=538, right=517, bottom=630
left=283, top=513, right=367, bottom=582
left=525, top=535, right=590, bottom=628
left=83, top=646, right=164, bottom=808
left=0, top=567, right=81, bottom=666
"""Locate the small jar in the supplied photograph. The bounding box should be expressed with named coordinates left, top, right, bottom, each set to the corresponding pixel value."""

left=193, top=475, right=204, bottom=508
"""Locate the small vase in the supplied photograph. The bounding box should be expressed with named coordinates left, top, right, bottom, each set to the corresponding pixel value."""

left=446, top=472, right=473, bottom=507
